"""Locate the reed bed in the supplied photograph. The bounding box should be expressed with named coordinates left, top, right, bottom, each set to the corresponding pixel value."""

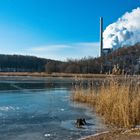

left=72, top=78, right=140, bottom=128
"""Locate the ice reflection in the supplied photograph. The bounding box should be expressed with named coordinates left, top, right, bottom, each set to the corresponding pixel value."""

left=0, top=79, right=106, bottom=140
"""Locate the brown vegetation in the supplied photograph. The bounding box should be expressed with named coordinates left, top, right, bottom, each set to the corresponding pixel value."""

left=72, top=78, right=140, bottom=128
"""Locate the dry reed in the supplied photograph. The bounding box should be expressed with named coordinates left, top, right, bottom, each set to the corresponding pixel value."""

left=72, top=78, right=140, bottom=128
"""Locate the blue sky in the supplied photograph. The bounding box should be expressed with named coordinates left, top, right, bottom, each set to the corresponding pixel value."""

left=0, top=0, right=139, bottom=60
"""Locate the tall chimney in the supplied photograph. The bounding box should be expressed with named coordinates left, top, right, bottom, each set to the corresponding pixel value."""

left=100, top=17, right=103, bottom=56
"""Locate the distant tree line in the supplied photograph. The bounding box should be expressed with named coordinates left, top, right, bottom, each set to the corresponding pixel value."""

left=45, top=57, right=101, bottom=74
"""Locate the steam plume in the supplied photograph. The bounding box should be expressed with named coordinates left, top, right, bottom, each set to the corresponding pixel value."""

left=103, top=7, right=140, bottom=50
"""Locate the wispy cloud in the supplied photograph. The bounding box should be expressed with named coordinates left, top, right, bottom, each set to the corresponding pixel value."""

left=29, top=44, right=72, bottom=52
left=27, top=42, right=99, bottom=60
left=26, top=42, right=100, bottom=60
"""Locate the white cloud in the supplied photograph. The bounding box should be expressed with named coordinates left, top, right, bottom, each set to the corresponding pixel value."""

left=103, top=7, right=140, bottom=49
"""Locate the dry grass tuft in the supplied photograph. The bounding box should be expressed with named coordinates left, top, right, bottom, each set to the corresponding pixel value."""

left=72, top=78, right=140, bottom=128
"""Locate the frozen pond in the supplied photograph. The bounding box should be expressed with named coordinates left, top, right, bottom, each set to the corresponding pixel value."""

left=0, top=77, right=106, bottom=140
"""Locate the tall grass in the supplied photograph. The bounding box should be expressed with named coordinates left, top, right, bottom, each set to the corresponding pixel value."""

left=72, top=78, right=140, bottom=128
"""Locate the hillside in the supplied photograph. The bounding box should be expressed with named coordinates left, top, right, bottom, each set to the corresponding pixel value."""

left=46, top=43, right=140, bottom=74
left=101, top=43, right=140, bottom=74
left=0, top=54, right=58, bottom=72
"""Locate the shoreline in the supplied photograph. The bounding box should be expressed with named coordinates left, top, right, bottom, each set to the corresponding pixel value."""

left=0, top=72, right=139, bottom=79
left=80, top=128, right=140, bottom=140
left=79, top=131, right=109, bottom=140
left=0, top=72, right=112, bottom=78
